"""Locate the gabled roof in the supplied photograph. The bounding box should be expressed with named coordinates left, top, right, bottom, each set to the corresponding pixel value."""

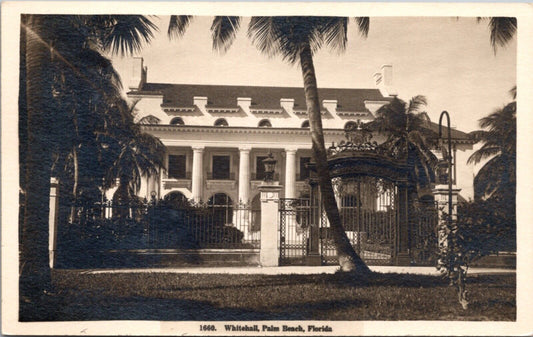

left=129, top=83, right=391, bottom=112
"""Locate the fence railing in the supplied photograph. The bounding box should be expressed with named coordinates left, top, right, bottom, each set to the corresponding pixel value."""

left=57, top=198, right=261, bottom=253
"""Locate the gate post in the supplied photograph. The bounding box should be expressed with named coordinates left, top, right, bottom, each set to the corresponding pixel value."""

left=432, top=184, right=461, bottom=253
left=49, top=177, right=60, bottom=269
left=396, top=181, right=411, bottom=266
left=258, top=183, right=283, bottom=266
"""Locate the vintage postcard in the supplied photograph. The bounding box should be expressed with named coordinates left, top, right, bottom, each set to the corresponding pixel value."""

left=2, top=1, right=532, bottom=335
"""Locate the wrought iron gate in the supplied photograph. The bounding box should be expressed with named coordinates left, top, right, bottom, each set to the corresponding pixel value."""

left=279, top=198, right=312, bottom=265
left=279, top=176, right=399, bottom=266
left=321, top=176, right=398, bottom=265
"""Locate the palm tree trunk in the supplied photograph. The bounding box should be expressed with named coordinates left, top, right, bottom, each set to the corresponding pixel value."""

left=69, top=145, right=79, bottom=223
left=20, top=14, right=54, bottom=320
left=299, top=43, right=370, bottom=274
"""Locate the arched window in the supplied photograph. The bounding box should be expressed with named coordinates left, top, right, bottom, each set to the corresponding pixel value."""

left=170, top=117, right=185, bottom=126
left=208, top=193, right=233, bottom=225
left=163, top=191, right=189, bottom=208
left=301, top=120, right=310, bottom=128
left=138, top=115, right=161, bottom=125
left=258, top=119, right=272, bottom=128
left=214, top=118, right=229, bottom=127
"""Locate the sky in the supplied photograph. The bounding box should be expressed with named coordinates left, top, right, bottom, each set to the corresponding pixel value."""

left=111, top=16, right=516, bottom=133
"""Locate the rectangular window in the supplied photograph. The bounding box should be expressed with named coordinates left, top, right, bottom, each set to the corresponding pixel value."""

left=212, top=155, right=231, bottom=180
left=255, top=156, right=268, bottom=181
left=299, top=157, right=311, bottom=181
left=168, top=154, right=187, bottom=179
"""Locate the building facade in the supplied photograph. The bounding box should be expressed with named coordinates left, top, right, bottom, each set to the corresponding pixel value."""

left=123, top=58, right=473, bottom=208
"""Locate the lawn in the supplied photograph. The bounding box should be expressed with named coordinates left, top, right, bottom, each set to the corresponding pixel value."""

left=29, top=270, right=515, bottom=321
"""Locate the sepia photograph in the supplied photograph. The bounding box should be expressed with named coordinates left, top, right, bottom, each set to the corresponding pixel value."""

left=2, top=2, right=532, bottom=335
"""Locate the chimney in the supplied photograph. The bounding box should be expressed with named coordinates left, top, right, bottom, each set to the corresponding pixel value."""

left=128, top=57, right=146, bottom=91
left=194, top=96, right=208, bottom=107
left=374, top=64, right=397, bottom=97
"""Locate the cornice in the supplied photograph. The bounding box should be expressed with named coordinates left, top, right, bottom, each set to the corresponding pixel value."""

left=140, top=124, right=341, bottom=135
left=139, top=125, right=475, bottom=144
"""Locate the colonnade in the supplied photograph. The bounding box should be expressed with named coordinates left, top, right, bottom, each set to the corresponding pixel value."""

left=178, top=146, right=301, bottom=204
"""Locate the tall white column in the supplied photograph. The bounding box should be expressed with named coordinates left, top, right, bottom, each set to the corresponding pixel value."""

left=49, top=177, right=60, bottom=268
left=191, top=146, right=204, bottom=202
left=238, top=147, right=251, bottom=204
left=285, top=149, right=297, bottom=199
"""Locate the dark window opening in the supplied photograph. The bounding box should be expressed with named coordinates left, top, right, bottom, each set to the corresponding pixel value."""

left=255, top=156, right=268, bottom=180
left=168, top=154, right=187, bottom=179
left=212, top=155, right=231, bottom=180
left=170, top=117, right=185, bottom=125
left=214, top=118, right=228, bottom=127
left=299, top=157, right=311, bottom=181
left=258, top=119, right=272, bottom=127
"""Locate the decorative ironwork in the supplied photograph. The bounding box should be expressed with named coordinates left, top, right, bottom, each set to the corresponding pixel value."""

left=321, top=176, right=397, bottom=266
left=279, top=198, right=312, bottom=265
left=327, top=121, right=403, bottom=159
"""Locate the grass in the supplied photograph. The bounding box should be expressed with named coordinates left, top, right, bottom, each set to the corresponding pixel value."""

left=27, top=270, right=515, bottom=321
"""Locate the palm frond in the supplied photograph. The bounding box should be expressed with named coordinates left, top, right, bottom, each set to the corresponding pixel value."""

left=211, top=16, right=241, bottom=53
left=101, top=15, right=158, bottom=56
left=353, top=17, right=369, bottom=37
left=473, top=156, right=505, bottom=199
left=248, top=17, right=281, bottom=59
left=509, top=85, right=517, bottom=100
left=168, top=15, right=193, bottom=39
left=488, top=17, right=517, bottom=52
left=406, top=95, right=427, bottom=114
left=321, top=17, right=348, bottom=52
left=467, top=145, right=501, bottom=164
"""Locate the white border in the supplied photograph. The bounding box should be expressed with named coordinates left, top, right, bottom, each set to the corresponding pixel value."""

left=2, top=2, right=533, bottom=335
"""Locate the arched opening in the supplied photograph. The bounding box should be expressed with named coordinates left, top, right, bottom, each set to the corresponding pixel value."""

left=258, top=119, right=272, bottom=127
left=163, top=191, right=189, bottom=208
left=301, top=120, right=310, bottom=128
left=344, top=121, right=358, bottom=130
left=170, top=117, right=185, bottom=126
left=207, top=193, right=233, bottom=225
left=139, top=115, right=161, bottom=125
left=214, top=118, right=229, bottom=127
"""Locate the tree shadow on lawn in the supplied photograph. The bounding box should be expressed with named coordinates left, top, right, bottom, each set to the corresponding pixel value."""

left=53, top=294, right=368, bottom=321
left=37, top=271, right=514, bottom=321
left=163, top=272, right=452, bottom=293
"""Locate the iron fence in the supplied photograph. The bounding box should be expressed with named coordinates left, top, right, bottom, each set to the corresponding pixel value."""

left=57, top=197, right=260, bottom=254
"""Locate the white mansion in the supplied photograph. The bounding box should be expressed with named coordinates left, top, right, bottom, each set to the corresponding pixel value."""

left=123, top=58, right=474, bottom=209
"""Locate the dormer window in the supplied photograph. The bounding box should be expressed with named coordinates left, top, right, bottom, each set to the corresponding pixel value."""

left=258, top=119, right=272, bottom=128
left=301, top=120, right=310, bottom=128
left=214, top=118, right=229, bottom=127
left=170, top=117, right=185, bottom=126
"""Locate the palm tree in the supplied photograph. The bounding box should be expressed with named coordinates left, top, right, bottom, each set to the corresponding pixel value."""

left=371, top=96, right=439, bottom=190
left=19, top=14, right=157, bottom=318
left=468, top=90, right=516, bottom=201
left=167, top=16, right=371, bottom=273
left=101, top=102, right=166, bottom=209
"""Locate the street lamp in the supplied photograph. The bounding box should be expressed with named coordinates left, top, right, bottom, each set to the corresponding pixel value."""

left=262, top=151, right=277, bottom=182
left=438, top=111, right=453, bottom=225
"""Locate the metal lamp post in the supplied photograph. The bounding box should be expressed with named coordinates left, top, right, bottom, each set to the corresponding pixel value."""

left=438, top=111, right=453, bottom=227
left=262, top=151, right=277, bottom=182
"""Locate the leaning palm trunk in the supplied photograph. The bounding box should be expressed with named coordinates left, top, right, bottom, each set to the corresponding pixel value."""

left=20, top=14, right=53, bottom=318
left=299, top=43, right=370, bottom=274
